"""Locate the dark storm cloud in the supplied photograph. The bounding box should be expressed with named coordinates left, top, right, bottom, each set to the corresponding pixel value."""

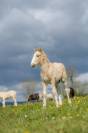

left=0, top=0, right=88, bottom=85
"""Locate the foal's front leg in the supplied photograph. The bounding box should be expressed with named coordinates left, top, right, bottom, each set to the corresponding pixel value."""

left=64, top=81, right=71, bottom=104
left=42, top=82, right=47, bottom=108
left=52, top=81, right=59, bottom=108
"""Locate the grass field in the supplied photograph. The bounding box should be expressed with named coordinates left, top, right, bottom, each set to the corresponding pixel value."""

left=0, top=96, right=88, bottom=133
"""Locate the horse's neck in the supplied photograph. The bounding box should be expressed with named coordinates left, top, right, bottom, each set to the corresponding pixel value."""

left=40, top=52, right=50, bottom=73
left=41, top=62, right=49, bottom=73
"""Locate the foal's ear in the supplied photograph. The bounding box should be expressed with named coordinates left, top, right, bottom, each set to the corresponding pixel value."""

left=38, top=48, right=43, bottom=52
left=33, top=48, right=37, bottom=52
left=34, top=48, right=43, bottom=52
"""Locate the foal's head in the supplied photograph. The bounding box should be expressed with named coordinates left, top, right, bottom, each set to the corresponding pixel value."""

left=31, top=48, right=49, bottom=67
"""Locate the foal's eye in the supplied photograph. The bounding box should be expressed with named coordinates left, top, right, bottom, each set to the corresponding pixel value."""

left=36, top=55, right=40, bottom=57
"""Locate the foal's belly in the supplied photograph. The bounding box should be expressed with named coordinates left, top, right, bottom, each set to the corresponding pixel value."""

left=42, top=76, right=51, bottom=84
left=42, top=74, right=62, bottom=84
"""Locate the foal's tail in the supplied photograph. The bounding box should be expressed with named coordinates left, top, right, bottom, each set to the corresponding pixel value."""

left=69, top=87, right=75, bottom=98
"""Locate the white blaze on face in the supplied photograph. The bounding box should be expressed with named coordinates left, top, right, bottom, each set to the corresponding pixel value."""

left=31, top=51, right=40, bottom=67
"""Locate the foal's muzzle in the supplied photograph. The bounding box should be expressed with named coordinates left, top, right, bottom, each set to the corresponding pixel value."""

left=31, top=63, right=36, bottom=68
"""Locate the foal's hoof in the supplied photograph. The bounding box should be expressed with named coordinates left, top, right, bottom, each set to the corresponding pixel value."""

left=43, top=106, right=46, bottom=109
left=56, top=105, right=59, bottom=108
left=68, top=100, right=72, bottom=105
left=59, top=104, right=63, bottom=107
left=56, top=104, right=60, bottom=108
left=58, top=105, right=63, bottom=108
left=59, top=102, right=63, bottom=106
left=43, top=104, right=46, bottom=109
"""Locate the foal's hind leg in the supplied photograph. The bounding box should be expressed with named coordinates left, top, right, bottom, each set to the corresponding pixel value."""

left=52, top=81, right=59, bottom=108
left=64, top=81, right=71, bottom=104
left=42, top=82, right=47, bottom=108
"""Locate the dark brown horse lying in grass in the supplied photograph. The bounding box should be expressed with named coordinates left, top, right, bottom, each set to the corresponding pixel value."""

left=28, top=93, right=39, bottom=102
left=28, top=87, right=75, bottom=102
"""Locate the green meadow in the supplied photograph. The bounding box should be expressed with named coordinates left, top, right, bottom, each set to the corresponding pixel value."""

left=0, top=96, right=88, bottom=133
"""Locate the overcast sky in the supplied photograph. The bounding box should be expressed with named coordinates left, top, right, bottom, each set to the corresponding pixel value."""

left=0, top=0, right=88, bottom=86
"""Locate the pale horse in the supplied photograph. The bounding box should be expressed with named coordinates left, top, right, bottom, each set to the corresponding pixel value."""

left=31, top=48, right=72, bottom=108
left=0, top=90, right=17, bottom=107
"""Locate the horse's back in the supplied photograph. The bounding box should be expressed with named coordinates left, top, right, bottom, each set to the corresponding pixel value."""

left=0, top=90, right=16, bottom=99
left=53, top=63, right=65, bottom=70
left=8, top=90, right=16, bottom=93
left=49, top=62, right=67, bottom=81
left=7, top=90, right=16, bottom=97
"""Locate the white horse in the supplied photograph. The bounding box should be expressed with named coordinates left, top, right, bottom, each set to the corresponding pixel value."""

left=0, top=90, right=17, bottom=107
left=31, top=48, right=72, bottom=108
